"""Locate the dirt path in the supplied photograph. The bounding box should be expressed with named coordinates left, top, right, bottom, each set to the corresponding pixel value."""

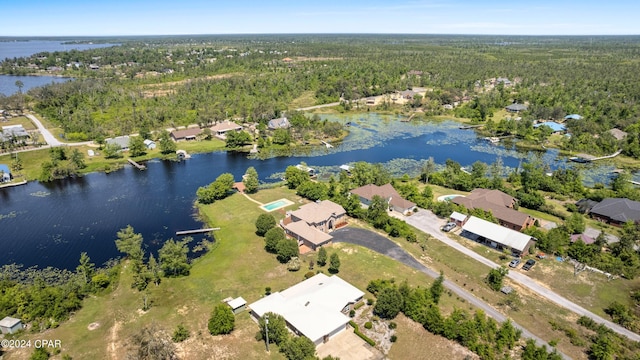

left=107, top=320, right=121, bottom=360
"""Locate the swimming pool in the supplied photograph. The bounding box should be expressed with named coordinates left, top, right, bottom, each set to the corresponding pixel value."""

left=260, top=198, right=295, bottom=212
left=437, top=194, right=463, bottom=202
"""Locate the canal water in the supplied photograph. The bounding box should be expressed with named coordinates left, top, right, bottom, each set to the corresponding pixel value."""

left=0, top=115, right=617, bottom=270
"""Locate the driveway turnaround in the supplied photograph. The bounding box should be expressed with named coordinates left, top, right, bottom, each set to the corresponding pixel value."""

left=331, top=227, right=570, bottom=359
left=404, top=209, right=640, bottom=343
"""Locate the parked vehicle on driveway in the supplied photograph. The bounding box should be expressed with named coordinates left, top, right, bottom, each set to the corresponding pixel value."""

left=509, top=259, right=521, bottom=268
left=442, top=222, right=456, bottom=232
left=522, top=259, right=536, bottom=270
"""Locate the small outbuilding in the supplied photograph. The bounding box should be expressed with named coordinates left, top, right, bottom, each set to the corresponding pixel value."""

left=450, top=211, right=468, bottom=226
left=226, top=297, right=247, bottom=314
left=0, top=316, right=23, bottom=334
left=143, top=139, right=156, bottom=149
left=0, top=164, right=11, bottom=183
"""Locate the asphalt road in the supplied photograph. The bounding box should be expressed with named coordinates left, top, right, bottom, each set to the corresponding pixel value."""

left=404, top=209, right=640, bottom=343
left=331, top=227, right=570, bottom=359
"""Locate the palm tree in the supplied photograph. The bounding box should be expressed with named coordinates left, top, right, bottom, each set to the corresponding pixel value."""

left=15, top=80, right=24, bottom=94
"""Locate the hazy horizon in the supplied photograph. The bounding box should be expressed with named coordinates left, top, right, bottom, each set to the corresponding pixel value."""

left=4, top=0, right=640, bottom=37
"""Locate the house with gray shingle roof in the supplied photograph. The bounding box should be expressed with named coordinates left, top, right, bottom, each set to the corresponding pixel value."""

left=589, top=198, right=640, bottom=226
left=505, top=103, right=528, bottom=112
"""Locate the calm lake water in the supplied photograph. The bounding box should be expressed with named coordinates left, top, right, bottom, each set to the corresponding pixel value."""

left=0, top=114, right=615, bottom=270
left=0, top=39, right=118, bottom=95
left=0, top=74, right=72, bottom=96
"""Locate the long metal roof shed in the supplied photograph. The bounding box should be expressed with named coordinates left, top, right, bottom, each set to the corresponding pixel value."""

left=462, top=216, right=533, bottom=252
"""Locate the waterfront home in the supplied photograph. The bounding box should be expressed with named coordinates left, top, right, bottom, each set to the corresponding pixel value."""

left=589, top=198, right=640, bottom=226
left=210, top=121, right=242, bottom=138
left=0, top=164, right=11, bottom=182
left=268, top=117, right=290, bottom=130
left=283, top=200, right=346, bottom=252
left=452, top=188, right=535, bottom=231
left=105, top=136, right=131, bottom=151
left=534, top=121, right=566, bottom=134
left=350, top=183, right=417, bottom=215
left=249, top=273, right=364, bottom=346
left=170, top=128, right=203, bottom=141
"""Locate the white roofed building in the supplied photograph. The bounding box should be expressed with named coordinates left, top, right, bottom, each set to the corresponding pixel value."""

left=249, top=273, right=364, bottom=346
left=461, top=216, right=534, bottom=256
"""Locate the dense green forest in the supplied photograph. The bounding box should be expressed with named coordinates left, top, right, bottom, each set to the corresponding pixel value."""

left=2, top=35, right=640, bottom=158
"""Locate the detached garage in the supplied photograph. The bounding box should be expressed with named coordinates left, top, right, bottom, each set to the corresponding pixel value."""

left=461, top=216, right=534, bottom=256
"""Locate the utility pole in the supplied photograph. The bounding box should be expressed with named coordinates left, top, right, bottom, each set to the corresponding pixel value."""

left=265, top=314, right=270, bottom=352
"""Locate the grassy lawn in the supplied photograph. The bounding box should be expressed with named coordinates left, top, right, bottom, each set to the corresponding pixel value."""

left=289, top=90, right=318, bottom=109
left=5, top=188, right=481, bottom=360
left=1, top=116, right=38, bottom=130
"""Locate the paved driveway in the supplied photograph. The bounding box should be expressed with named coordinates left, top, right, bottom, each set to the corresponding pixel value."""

left=404, top=208, right=640, bottom=343
left=316, top=329, right=383, bottom=360
left=330, top=227, right=568, bottom=359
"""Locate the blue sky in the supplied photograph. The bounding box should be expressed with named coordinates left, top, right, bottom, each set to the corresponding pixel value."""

left=3, top=0, right=640, bottom=36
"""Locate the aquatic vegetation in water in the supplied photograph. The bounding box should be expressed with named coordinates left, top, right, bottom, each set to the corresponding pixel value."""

left=0, top=211, right=24, bottom=220
left=30, top=191, right=51, bottom=197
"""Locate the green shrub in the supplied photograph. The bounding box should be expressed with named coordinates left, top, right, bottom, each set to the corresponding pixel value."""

left=349, top=310, right=355, bottom=318
left=172, top=324, right=190, bottom=342
left=388, top=322, right=397, bottom=330
left=349, top=321, right=376, bottom=346
left=390, top=335, right=398, bottom=342
left=367, top=298, right=374, bottom=305
left=304, top=271, right=315, bottom=279
left=364, top=321, right=373, bottom=329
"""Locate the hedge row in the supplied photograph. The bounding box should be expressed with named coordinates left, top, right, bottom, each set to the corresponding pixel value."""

left=349, top=321, right=376, bottom=346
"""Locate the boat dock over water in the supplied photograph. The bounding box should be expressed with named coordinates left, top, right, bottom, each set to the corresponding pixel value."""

left=128, top=158, right=146, bottom=170
left=176, top=228, right=220, bottom=236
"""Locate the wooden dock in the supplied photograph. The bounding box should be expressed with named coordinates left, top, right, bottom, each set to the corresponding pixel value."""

left=569, top=149, right=622, bottom=163
left=176, top=228, right=220, bottom=236
left=459, top=124, right=484, bottom=129
left=128, top=158, right=146, bottom=170
left=400, top=113, right=416, bottom=122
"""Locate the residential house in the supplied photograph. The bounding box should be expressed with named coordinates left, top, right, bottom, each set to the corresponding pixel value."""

left=570, top=234, right=596, bottom=245
left=268, top=117, right=290, bottom=130
left=249, top=273, right=364, bottom=346
left=608, top=128, right=628, bottom=141
left=283, top=200, right=346, bottom=252
left=210, top=121, right=242, bottom=138
left=399, top=90, right=417, bottom=100
left=0, top=164, right=11, bottom=183
left=505, top=103, right=528, bottom=113
left=534, top=121, right=566, bottom=133
left=452, top=188, right=535, bottom=231
left=589, top=198, right=640, bottom=226
left=461, top=216, right=534, bottom=256
left=350, top=183, right=417, bottom=215
left=170, top=128, right=203, bottom=141
left=105, top=136, right=131, bottom=151
left=0, top=316, right=23, bottom=334
left=1, top=125, right=30, bottom=143
left=496, top=77, right=512, bottom=86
